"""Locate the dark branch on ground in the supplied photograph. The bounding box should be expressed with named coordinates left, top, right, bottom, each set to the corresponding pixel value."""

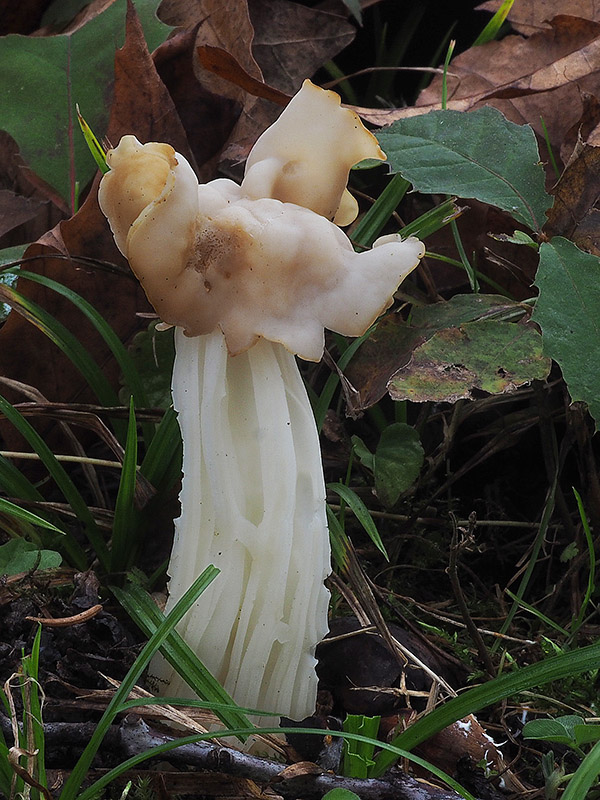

left=1, top=712, right=482, bottom=800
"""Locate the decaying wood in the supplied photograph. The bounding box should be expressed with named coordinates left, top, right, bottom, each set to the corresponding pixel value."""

left=1, top=712, right=482, bottom=800
left=118, top=715, right=479, bottom=800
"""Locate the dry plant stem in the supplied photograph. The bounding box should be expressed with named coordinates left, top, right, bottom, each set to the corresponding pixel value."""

left=0, top=712, right=477, bottom=800
left=329, top=550, right=456, bottom=698
left=0, top=376, right=106, bottom=509
left=327, top=503, right=544, bottom=529
left=24, top=604, right=103, bottom=626
left=447, top=515, right=496, bottom=679
left=116, top=715, right=479, bottom=800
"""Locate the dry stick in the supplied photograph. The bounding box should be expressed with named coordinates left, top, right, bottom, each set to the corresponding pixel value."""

left=117, top=715, right=479, bottom=800
left=447, top=515, right=496, bottom=679
left=0, top=713, right=481, bottom=800
left=24, top=604, right=103, bottom=627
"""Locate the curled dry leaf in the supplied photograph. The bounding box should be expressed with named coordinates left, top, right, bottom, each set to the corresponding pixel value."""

left=0, top=190, right=46, bottom=239
left=359, top=14, right=600, bottom=180
left=477, top=0, right=600, bottom=35
left=545, top=138, right=600, bottom=249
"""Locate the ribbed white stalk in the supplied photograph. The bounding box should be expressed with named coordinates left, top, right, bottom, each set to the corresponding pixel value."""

left=149, top=328, right=330, bottom=720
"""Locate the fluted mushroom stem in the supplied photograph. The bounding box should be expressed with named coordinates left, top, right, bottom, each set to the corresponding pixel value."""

left=149, top=329, right=331, bottom=721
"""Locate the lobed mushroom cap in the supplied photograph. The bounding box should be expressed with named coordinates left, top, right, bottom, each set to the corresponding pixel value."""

left=98, top=84, right=424, bottom=361
left=242, top=79, right=386, bottom=225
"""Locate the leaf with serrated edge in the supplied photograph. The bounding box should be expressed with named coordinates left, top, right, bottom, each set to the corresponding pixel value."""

left=377, top=107, right=551, bottom=231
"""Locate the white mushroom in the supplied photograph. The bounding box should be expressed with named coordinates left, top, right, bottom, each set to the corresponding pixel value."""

left=98, top=80, right=424, bottom=722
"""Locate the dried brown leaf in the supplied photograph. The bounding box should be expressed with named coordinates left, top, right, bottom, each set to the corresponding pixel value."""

left=197, top=44, right=290, bottom=106
left=0, top=191, right=46, bottom=239
left=153, top=29, right=240, bottom=181
left=249, top=0, right=355, bottom=95
left=158, top=0, right=262, bottom=100
left=545, top=139, right=600, bottom=242
left=361, top=16, right=600, bottom=181
left=478, top=0, right=600, bottom=35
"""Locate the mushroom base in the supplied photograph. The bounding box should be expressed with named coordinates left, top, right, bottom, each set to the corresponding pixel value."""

left=149, top=328, right=331, bottom=723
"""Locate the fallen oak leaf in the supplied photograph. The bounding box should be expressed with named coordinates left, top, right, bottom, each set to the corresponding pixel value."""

left=197, top=45, right=291, bottom=106
left=477, top=0, right=600, bottom=35
left=0, top=190, right=46, bottom=238
left=358, top=14, right=600, bottom=181
left=416, top=15, right=600, bottom=163
left=544, top=137, right=600, bottom=242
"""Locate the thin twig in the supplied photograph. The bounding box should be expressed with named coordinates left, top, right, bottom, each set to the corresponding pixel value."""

left=447, top=514, right=496, bottom=679
left=25, top=604, right=103, bottom=627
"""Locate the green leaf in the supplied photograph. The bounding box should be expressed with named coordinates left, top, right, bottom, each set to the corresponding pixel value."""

left=351, top=435, right=375, bottom=472
left=328, top=483, right=389, bottom=560
left=0, top=245, right=27, bottom=267
left=120, top=321, right=175, bottom=409
left=322, top=791, right=362, bottom=800
left=0, top=496, right=66, bottom=535
left=342, top=714, right=380, bottom=779
left=562, top=739, right=600, bottom=800
left=573, top=724, right=600, bottom=746
left=533, top=237, right=600, bottom=428
left=377, top=107, right=551, bottom=232
left=0, top=539, right=62, bottom=575
left=340, top=0, right=361, bottom=24
left=388, top=320, right=550, bottom=403
left=374, top=423, right=424, bottom=507
left=0, top=0, right=171, bottom=207
left=522, top=715, right=585, bottom=747
left=347, top=293, right=534, bottom=410
left=473, top=0, right=515, bottom=46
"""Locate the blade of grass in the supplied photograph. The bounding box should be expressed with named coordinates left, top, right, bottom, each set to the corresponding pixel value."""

left=21, top=626, right=46, bottom=796
left=569, top=488, right=596, bottom=637
left=0, top=497, right=66, bottom=535
left=328, top=483, right=388, bottom=560
left=351, top=173, right=410, bottom=248
left=562, top=738, right=600, bottom=800
left=0, top=453, right=45, bottom=502
left=0, top=393, right=108, bottom=570
left=492, top=473, right=557, bottom=652
left=327, top=504, right=352, bottom=572
left=76, top=104, right=109, bottom=175
left=0, top=723, right=12, bottom=799
left=473, top=0, right=515, bottom=46
left=399, top=198, right=461, bottom=240
left=372, top=639, right=600, bottom=776
left=15, top=270, right=154, bottom=445
left=0, top=282, right=119, bottom=409
left=504, top=588, right=569, bottom=637
left=76, top=726, right=475, bottom=800
left=112, top=581, right=252, bottom=735
left=110, top=398, right=139, bottom=575
left=440, top=39, right=478, bottom=292
left=58, top=565, right=220, bottom=800
left=139, top=406, right=182, bottom=494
